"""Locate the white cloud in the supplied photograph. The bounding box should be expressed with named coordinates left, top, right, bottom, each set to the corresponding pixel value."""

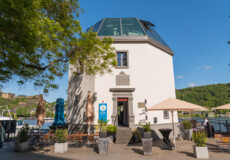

left=188, top=83, right=196, bottom=87
left=196, top=65, right=213, bottom=70
left=175, top=75, right=184, bottom=79
left=204, top=65, right=213, bottom=70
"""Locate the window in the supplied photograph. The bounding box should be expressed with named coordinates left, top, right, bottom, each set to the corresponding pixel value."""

left=163, top=111, right=169, bottom=119
left=116, top=52, right=128, bottom=68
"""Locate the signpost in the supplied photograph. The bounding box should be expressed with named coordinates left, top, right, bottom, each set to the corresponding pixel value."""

left=99, top=103, right=107, bottom=121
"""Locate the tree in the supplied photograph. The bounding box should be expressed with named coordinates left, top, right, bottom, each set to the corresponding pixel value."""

left=0, top=0, right=116, bottom=93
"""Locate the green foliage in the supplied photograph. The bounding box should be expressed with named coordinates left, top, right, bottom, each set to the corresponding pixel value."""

left=0, top=0, right=116, bottom=93
left=18, top=125, right=29, bottom=142
left=176, top=83, right=230, bottom=111
left=192, top=131, right=207, bottom=147
left=132, top=128, right=141, bottom=142
left=55, top=129, right=68, bottom=143
left=98, top=119, right=109, bottom=132
left=107, top=125, right=116, bottom=134
left=16, top=107, right=30, bottom=117
left=142, top=122, right=151, bottom=132
left=182, top=120, right=192, bottom=129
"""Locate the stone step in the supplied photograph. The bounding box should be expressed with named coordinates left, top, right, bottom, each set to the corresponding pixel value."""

left=116, top=127, right=132, bottom=144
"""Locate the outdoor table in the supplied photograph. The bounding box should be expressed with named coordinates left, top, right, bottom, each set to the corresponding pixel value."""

left=159, top=128, right=173, bottom=150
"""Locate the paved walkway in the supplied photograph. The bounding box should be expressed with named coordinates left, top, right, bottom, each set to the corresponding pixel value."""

left=0, top=139, right=230, bottom=160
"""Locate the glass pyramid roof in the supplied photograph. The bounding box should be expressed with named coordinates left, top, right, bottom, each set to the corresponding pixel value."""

left=87, top=18, right=170, bottom=49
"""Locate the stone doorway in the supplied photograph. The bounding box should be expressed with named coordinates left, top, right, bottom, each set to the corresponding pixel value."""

left=110, top=88, right=135, bottom=129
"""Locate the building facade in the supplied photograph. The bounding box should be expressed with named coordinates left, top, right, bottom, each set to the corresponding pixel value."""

left=67, top=18, right=178, bottom=136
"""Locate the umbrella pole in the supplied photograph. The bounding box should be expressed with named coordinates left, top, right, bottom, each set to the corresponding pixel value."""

left=171, top=110, right=176, bottom=150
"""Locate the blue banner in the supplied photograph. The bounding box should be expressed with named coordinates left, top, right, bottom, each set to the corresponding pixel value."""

left=99, top=103, right=107, bottom=121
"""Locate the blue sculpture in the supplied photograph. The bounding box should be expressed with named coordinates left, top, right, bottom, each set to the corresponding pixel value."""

left=52, top=98, right=66, bottom=126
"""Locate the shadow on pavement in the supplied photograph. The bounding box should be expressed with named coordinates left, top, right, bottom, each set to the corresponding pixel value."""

left=177, top=151, right=195, bottom=158
left=131, top=148, right=143, bottom=155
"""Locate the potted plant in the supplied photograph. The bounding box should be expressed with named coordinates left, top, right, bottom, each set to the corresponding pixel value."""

left=192, top=131, right=209, bottom=159
left=182, top=120, right=193, bottom=140
left=132, top=128, right=141, bottom=143
left=98, top=119, right=109, bottom=154
left=142, top=122, right=151, bottom=138
left=14, top=124, right=29, bottom=152
left=98, top=119, right=109, bottom=138
left=107, top=125, right=116, bottom=143
left=54, top=128, right=68, bottom=153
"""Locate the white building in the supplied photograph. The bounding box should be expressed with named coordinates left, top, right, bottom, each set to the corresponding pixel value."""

left=67, top=18, right=178, bottom=137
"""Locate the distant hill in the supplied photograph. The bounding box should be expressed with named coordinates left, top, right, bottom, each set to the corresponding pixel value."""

left=176, top=83, right=230, bottom=110
left=0, top=95, right=56, bottom=117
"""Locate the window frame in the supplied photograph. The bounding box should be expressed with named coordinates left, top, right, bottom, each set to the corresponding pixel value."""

left=163, top=110, right=170, bottom=119
left=115, top=50, right=129, bottom=69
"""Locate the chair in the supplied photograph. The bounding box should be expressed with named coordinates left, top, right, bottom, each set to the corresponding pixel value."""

left=216, top=137, right=230, bottom=152
left=214, top=134, right=222, bottom=141
left=75, top=133, right=85, bottom=147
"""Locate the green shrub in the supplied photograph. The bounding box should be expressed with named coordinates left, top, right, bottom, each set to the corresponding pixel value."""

left=55, top=129, right=68, bottom=143
left=98, top=118, right=109, bottom=132
left=132, top=128, right=141, bottom=142
left=107, top=125, right=116, bottom=134
left=142, top=122, right=151, bottom=132
left=192, top=131, right=207, bottom=147
left=18, top=124, right=29, bottom=142
left=182, top=120, right=192, bottom=129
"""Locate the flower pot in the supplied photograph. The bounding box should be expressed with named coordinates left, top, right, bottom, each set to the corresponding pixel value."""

left=144, top=132, right=151, bottom=139
left=98, top=138, right=109, bottom=154
left=54, top=142, right=68, bottom=153
left=14, top=141, right=29, bottom=152
left=99, top=131, right=107, bottom=138
left=193, top=145, right=209, bottom=159
left=142, top=138, right=152, bottom=156
left=184, top=129, right=192, bottom=140
left=108, top=134, right=114, bottom=143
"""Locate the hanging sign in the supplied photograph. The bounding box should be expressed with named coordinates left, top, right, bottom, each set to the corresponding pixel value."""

left=99, top=103, right=107, bottom=121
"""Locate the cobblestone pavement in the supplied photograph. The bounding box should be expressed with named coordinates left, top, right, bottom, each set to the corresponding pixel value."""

left=0, top=138, right=230, bottom=160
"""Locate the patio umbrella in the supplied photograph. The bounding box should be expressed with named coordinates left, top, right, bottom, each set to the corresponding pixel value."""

left=85, top=91, right=94, bottom=146
left=35, top=94, right=46, bottom=128
left=212, top=103, right=230, bottom=110
left=148, top=97, right=208, bottom=150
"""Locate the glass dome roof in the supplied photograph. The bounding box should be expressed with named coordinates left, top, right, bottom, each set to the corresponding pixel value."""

left=87, top=18, right=170, bottom=49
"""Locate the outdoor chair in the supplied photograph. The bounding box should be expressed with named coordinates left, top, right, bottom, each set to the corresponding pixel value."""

left=214, top=134, right=222, bottom=141
left=216, top=137, right=230, bottom=152
left=75, top=134, right=86, bottom=147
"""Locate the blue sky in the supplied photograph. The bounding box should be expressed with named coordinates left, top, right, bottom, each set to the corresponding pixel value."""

left=2, top=0, right=230, bottom=102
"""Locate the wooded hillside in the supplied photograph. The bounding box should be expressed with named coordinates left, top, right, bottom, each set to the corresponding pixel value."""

left=176, top=83, right=230, bottom=111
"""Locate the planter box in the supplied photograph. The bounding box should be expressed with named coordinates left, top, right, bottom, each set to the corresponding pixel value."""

left=184, top=129, right=192, bottom=140
left=108, top=134, right=114, bottom=143
left=14, top=141, right=29, bottom=152
left=99, top=132, right=107, bottom=138
left=98, top=138, right=109, bottom=154
left=144, top=132, right=151, bottom=139
left=193, top=146, right=209, bottom=159
left=54, top=142, right=68, bottom=153
left=142, top=138, right=152, bottom=156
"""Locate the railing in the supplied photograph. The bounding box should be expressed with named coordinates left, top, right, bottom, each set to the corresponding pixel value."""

left=179, top=118, right=230, bottom=133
